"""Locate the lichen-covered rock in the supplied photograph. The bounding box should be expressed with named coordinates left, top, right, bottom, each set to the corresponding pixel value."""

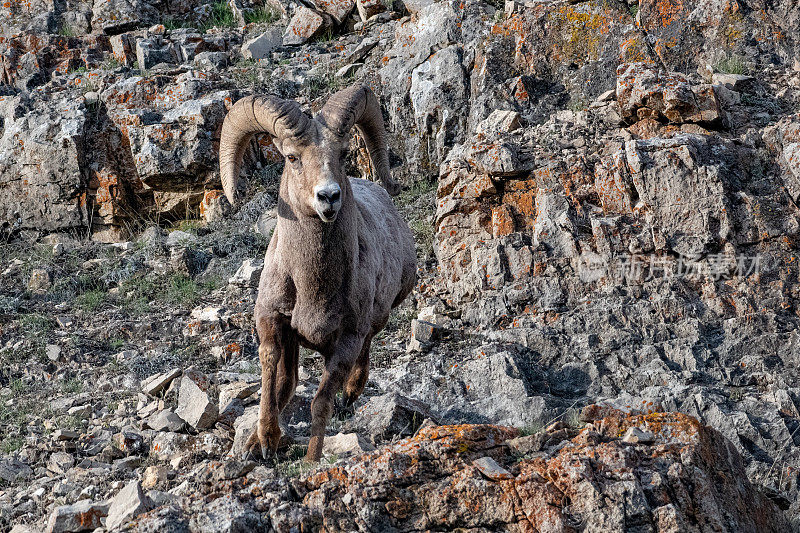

left=617, top=63, right=721, bottom=124
left=0, top=92, right=89, bottom=235
left=267, top=414, right=788, bottom=531
left=283, top=7, right=326, bottom=46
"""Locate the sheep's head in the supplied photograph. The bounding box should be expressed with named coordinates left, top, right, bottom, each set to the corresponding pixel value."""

left=218, top=85, right=400, bottom=223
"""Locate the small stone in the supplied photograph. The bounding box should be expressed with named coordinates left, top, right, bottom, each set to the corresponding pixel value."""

left=53, top=429, right=79, bottom=441
left=142, top=465, right=168, bottom=489
left=411, top=319, right=440, bottom=343
left=175, top=375, right=218, bottom=430
left=596, top=89, right=616, bottom=102
left=141, top=368, right=182, bottom=396
left=28, top=268, right=51, bottom=292
left=622, top=427, right=655, bottom=444
left=47, top=452, right=75, bottom=475
left=472, top=456, right=513, bottom=481
left=67, top=404, right=90, bottom=417
left=45, top=500, right=109, bottom=533
left=46, top=344, right=62, bottom=362
left=228, top=259, right=264, bottom=287
left=106, top=480, right=153, bottom=531
left=0, top=457, right=33, bottom=482
left=56, top=316, right=74, bottom=328
left=322, top=433, right=373, bottom=457
left=190, top=306, right=226, bottom=322
left=114, top=431, right=146, bottom=455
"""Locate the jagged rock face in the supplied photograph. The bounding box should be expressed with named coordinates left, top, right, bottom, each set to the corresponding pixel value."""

left=0, top=92, right=89, bottom=234
left=249, top=413, right=788, bottom=532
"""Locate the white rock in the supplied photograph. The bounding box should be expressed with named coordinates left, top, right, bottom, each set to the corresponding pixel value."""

left=106, top=480, right=153, bottom=530
left=321, top=432, right=373, bottom=456
left=241, top=27, right=282, bottom=60
left=175, top=375, right=218, bottom=430
left=46, top=344, right=62, bottom=362
left=141, top=368, right=182, bottom=396
left=228, top=258, right=264, bottom=287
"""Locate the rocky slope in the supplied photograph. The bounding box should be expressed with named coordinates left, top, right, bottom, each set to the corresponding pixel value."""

left=3, top=0, right=800, bottom=530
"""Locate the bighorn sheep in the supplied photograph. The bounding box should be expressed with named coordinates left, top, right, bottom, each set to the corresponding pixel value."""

left=219, top=85, right=417, bottom=461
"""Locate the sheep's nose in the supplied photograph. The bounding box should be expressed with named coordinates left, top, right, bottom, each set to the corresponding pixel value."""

left=315, top=183, right=341, bottom=205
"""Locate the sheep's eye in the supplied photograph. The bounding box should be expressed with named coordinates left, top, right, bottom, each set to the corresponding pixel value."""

left=340, top=150, right=349, bottom=162
left=287, top=155, right=298, bottom=163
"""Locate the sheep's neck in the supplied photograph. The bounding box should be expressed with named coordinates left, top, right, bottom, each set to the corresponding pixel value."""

left=276, top=193, right=357, bottom=305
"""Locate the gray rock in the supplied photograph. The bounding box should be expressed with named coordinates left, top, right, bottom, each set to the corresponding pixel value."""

left=165, top=230, right=198, bottom=248
left=241, top=28, right=283, bottom=60
left=47, top=452, right=75, bottom=475
left=45, top=500, right=110, bottom=533
left=175, top=375, right=218, bottom=430
left=228, top=259, right=264, bottom=287
left=347, top=392, right=435, bottom=443
left=147, top=409, right=186, bottom=432
left=136, top=38, right=179, bottom=69
left=46, top=344, right=62, bottom=361
left=106, top=480, right=153, bottom=531
left=142, top=368, right=182, bottom=396
left=472, top=456, right=512, bottom=480
left=0, top=457, right=33, bottom=482
left=189, top=494, right=263, bottom=531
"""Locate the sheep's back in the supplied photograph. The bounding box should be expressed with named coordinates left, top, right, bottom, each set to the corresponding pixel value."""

left=350, top=178, right=416, bottom=317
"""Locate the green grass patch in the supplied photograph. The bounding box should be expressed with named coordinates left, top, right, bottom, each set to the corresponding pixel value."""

left=61, top=378, right=84, bottom=394
left=203, top=1, right=237, bottom=30
left=0, top=436, right=25, bottom=454
left=244, top=3, right=281, bottom=24
left=75, top=288, right=107, bottom=312
left=714, top=55, right=747, bottom=75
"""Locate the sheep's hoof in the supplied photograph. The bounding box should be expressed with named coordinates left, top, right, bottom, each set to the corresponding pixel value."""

left=242, top=425, right=280, bottom=462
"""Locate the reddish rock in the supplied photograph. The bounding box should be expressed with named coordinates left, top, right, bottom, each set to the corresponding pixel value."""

left=283, top=7, right=327, bottom=46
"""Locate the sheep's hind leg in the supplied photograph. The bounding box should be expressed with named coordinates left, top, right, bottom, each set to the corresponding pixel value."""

left=342, top=332, right=372, bottom=409
left=306, top=335, right=359, bottom=462
left=244, top=313, right=292, bottom=461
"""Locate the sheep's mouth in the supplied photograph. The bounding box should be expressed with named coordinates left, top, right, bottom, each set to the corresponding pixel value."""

left=318, top=208, right=338, bottom=223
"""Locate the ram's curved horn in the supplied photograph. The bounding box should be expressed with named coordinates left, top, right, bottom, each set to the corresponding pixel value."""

left=219, top=95, right=311, bottom=206
left=316, top=85, right=401, bottom=196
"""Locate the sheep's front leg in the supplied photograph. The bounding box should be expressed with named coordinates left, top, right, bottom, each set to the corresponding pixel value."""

left=306, top=335, right=361, bottom=462
left=244, top=313, right=293, bottom=460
